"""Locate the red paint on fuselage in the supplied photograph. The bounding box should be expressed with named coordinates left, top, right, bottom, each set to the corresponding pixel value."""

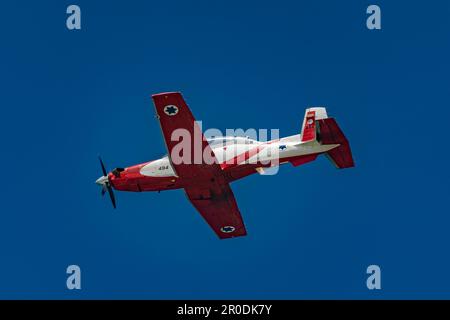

left=109, top=153, right=323, bottom=193
left=109, top=162, right=179, bottom=192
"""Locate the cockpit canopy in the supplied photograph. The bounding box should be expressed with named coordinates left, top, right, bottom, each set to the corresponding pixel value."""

left=207, top=136, right=258, bottom=146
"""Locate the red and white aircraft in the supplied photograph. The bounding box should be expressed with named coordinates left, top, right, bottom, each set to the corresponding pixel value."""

left=96, top=92, right=354, bottom=239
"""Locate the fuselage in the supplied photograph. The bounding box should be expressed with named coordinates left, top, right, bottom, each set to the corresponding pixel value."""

left=108, top=135, right=338, bottom=193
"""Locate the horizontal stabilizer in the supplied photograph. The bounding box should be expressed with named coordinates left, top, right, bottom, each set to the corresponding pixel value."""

left=318, top=118, right=354, bottom=169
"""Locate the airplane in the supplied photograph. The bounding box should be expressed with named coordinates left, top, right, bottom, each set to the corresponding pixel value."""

left=96, top=92, right=354, bottom=239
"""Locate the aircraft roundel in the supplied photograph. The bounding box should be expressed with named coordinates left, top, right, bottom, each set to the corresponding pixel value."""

left=163, top=105, right=179, bottom=116
left=220, top=226, right=235, bottom=233
left=307, top=119, right=314, bottom=125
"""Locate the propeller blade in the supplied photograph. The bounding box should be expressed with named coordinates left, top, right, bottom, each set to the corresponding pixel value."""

left=98, top=156, right=107, bottom=176
left=97, top=155, right=117, bottom=209
left=107, top=185, right=116, bottom=209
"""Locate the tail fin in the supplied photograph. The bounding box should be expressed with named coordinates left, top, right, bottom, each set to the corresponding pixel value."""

left=317, top=117, right=355, bottom=169
left=299, top=107, right=354, bottom=169
left=300, top=107, right=328, bottom=142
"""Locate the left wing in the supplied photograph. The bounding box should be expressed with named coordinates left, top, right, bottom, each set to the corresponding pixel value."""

left=185, top=181, right=247, bottom=239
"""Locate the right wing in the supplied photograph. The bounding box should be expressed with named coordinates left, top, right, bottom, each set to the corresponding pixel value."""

left=152, top=92, right=222, bottom=181
left=152, top=92, right=247, bottom=239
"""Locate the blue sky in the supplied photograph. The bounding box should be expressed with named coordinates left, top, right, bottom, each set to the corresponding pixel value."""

left=1, top=0, right=449, bottom=299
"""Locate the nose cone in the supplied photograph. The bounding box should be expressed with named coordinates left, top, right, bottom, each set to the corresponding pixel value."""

left=95, top=175, right=109, bottom=185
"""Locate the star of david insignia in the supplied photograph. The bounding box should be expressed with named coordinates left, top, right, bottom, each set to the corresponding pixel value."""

left=220, top=226, right=235, bottom=233
left=163, top=105, right=179, bottom=116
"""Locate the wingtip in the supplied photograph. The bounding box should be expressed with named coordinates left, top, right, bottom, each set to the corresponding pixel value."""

left=151, top=92, right=181, bottom=99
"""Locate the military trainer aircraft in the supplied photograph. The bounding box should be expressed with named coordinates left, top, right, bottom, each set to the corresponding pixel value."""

left=96, top=92, right=354, bottom=239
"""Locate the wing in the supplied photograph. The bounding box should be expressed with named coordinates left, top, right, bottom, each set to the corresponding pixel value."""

left=152, top=92, right=247, bottom=239
left=152, top=92, right=221, bottom=181
left=185, top=181, right=247, bottom=239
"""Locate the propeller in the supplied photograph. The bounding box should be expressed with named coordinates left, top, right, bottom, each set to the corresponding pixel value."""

left=96, top=156, right=117, bottom=209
